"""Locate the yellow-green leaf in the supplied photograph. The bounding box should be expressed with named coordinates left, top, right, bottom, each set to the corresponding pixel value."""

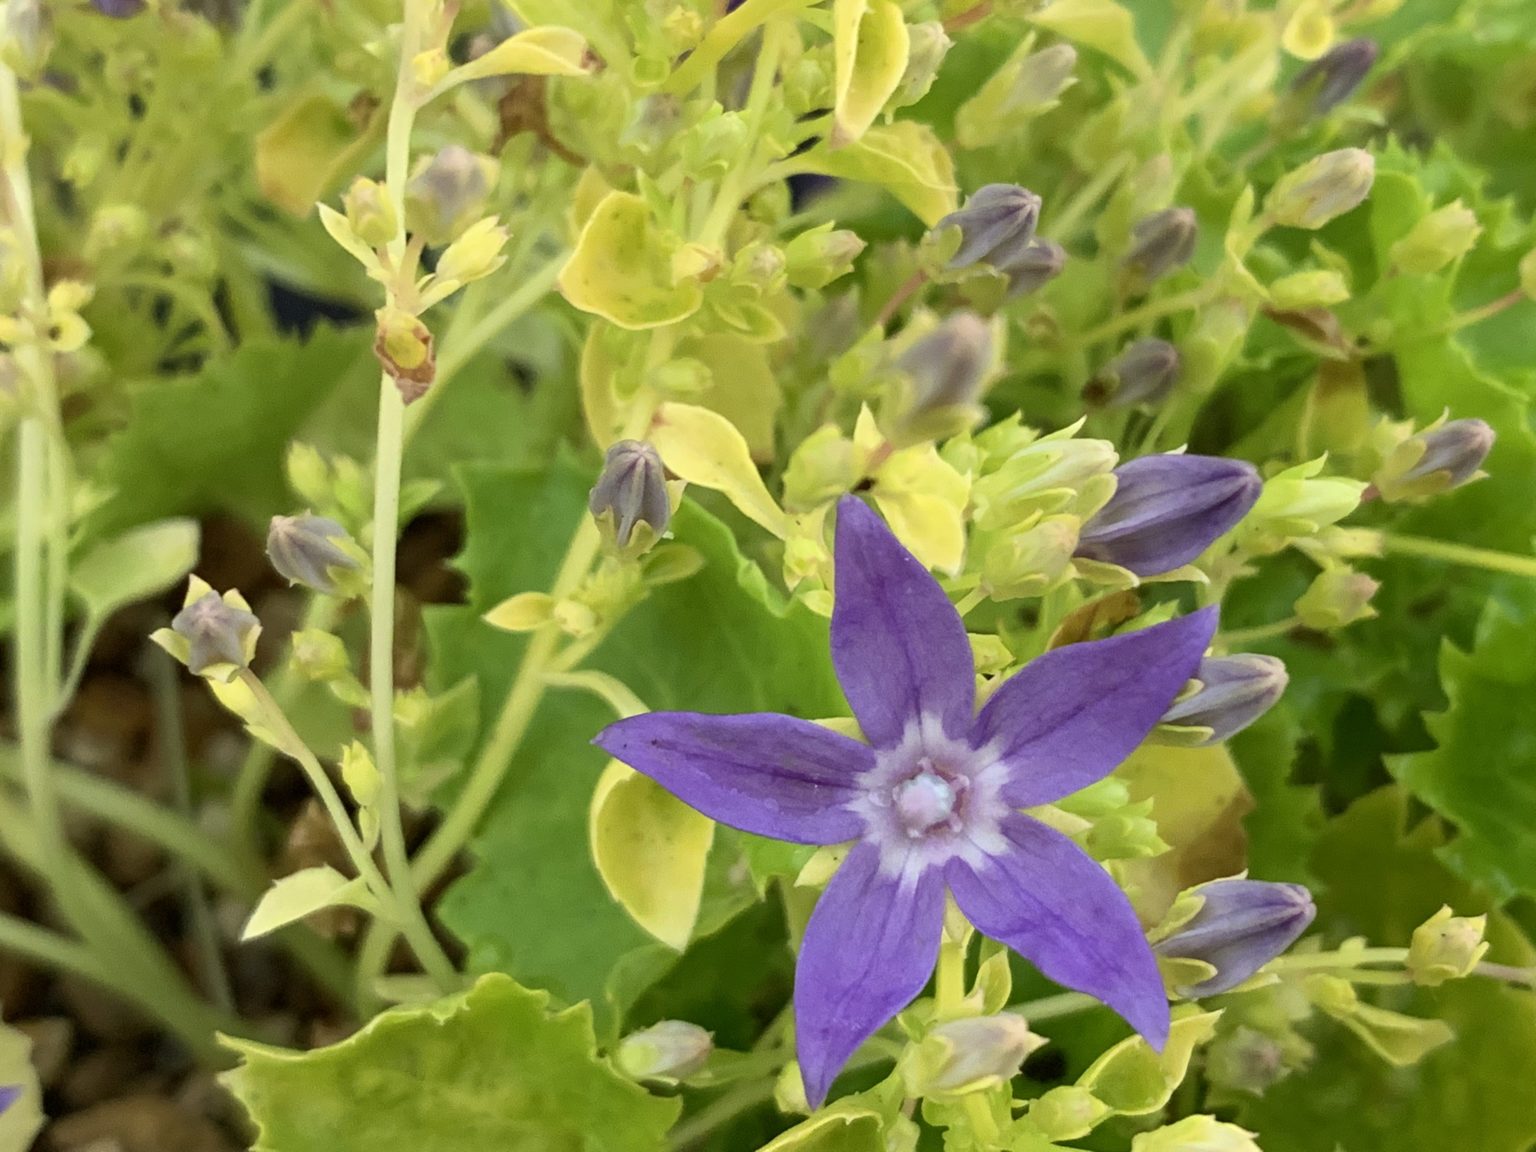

left=684, top=333, right=783, bottom=462
left=444, top=27, right=589, bottom=87
left=649, top=402, right=791, bottom=537
left=559, top=192, right=703, bottom=329
left=242, top=865, right=377, bottom=941
left=1077, top=1009, right=1221, bottom=1116
left=484, top=591, right=557, bottom=632
left=589, top=761, right=714, bottom=951
left=1029, top=0, right=1151, bottom=79
left=759, top=1105, right=884, bottom=1152
left=831, top=0, right=910, bottom=145
left=255, top=92, right=380, bottom=218
left=800, top=121, right=958, bottom=225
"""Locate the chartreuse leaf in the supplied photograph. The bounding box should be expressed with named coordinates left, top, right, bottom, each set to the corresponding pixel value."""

left=1388, top=591, right=1536, bottom=901
left=255, top=90, right=380, bottom=217
left=222, top=974, right=679, bottom=1151
left=241, top=865, right=377, bottom=941
left=431, top=462, right=844, bottom=1018
left=758, top=1106, right=884, bottom=1152
left=683, top=333, right=783, bottom=463
left=649, top=402, right=791, bottom=537
left=1240, top=787, right=1536, bottom=1152
left=443, top=26, right=590, bottom=86
left=1076, top=1010, right=1221, bottom=1116
left=69, top=518, right=199, bottom=620
left=559, top=191, right=703, bottom=329
left=799, top=121, right=958, bottom=225
left=590, top=761, right=715, bottom=951
left=1028, top=0, right=1151, bottom=78
left=831, top=0, right=910, bottom=145
left=0, top=1018, right=44, bottom=1150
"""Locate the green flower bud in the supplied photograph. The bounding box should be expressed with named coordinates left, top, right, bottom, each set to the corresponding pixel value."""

left=1122, top=207, right=1197, bottom=288
left=289, top=628, right=352, bottom=683
left=1268, top=270, right=1350, bottom=310
left=888, top=312, right=996, bottom=446
left=903, top=1014, right=1046, bottom=1097
left=342, top=177, right=399, bottom=249
left=1086, top=338, right=1181, bottom=409
left=783, top=425, right=860, bottom=510
left=1266, top=148, right=1375, bottom=230
left=1242, top=459, right=1366, bottom=550
left=1205, top=1026, right=1293, bottom=1095
left=1389, top=200, right=1482, bottom=276
left=1295, top=566, right=1379, bottom=630
left=891, top=21, right=951, bottom=109
left=971, top=430, right=1117, bottom=529
left=1086, top=801, right=1168, bottom=860
left=955, top=41, right=1077, bottom=148
left=267, top=515, right=361, bottom=595
left=84, top=203, right=149, bottom=263
left=373, top=307, right=436, bottom=404
left=1026, top=1085, right=1110, bottom=1141
left=784, top=225, right=866, bottom=290
left=163, top=583, right=261, bottom=680
left=1130, top=1115, right=1261, bottom=1152
left=405, top=146, right=498, bottom=245
left=680, top=109, right=750, bottom=181
left=1407, top=906, right=1489, bottom=987
left=589, top=439, right=671, bottom=554
left=616, top=1020, right=713, bottom=1081
left=979, top=514, right=1079, bottom=600
left=435, top=217, right=509, bottom=285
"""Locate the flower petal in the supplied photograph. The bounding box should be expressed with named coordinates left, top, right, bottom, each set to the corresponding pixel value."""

left=948, top=813, right=1169, bottom=1047
left=593, top=712, right=871, bottom=844
left=831, top=495, right=975, bottom=748
left=977, top=608, right=1217, bottom=807
left=794, top=842, right=946, bottom=1108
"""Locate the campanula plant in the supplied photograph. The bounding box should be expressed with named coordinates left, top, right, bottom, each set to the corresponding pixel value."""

left=0, top=0, right=1534, bottom=1150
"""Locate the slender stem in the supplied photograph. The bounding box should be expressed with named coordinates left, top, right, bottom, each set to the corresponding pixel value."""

left=1219, top=617, right=1301, bottom=646
left=1270, top=947, right=1409, bottom=972
left=962, top=1094, right=1000, bottom=1145
left=936, top=936, right=967, bottom=1012
left=1076, top=285, right=1215, bottom=347
left=1476, top=961, right=1536, bottom=987
left=662, top=0, right=813, bottom=97
left=1379, top=533, right=1536, bottom=580
left=954, top=588, right=987, bottom=618
left=151, top=648, right=236, bottom=1013
left=1046, top=153, right=1132, bottom=243
left=1439, top=289, right=1526, bottom=335
left=1010, top=991, right=1097, bottom=1022
left=874, top=271, right=928, bottom=329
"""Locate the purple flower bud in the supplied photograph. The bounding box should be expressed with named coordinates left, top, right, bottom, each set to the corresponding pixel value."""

left=405, top=145, right=497, bottom=245
left=1290, top=38, right=1378, bottom=116
left=1123, top=208, right=1197, bottom=286
left=267, top=515, right=360, bottom=595
left=171, top=591, right=260, bottom=677
left=1087, top=339, right=1181, bottom=408
left=0, top=1084, right=19, bottom=1114
left=1160, top=655, right=1288, bottom=744
left=1076, top=455, right=1263, bottom=577
left=91, top=0, right=145, bottom=14
left=589, top=440, right=671, bottom=552
left=891, top=312, right=995, bottom=443
left=1155, top=879, right=1316, bottom=995
left=1404, top=418, right=1494, bottom=490
left=1205, top=1026, right=1291, bottom=1095
left=934, top=184, right=1042, bottom=271
left=997, top=237, right=1066, bottom=299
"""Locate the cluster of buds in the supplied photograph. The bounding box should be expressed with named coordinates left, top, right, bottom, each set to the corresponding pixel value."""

left=930, top=184, right=1066, bottom=300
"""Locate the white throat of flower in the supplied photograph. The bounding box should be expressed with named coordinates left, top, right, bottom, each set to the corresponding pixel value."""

left=850, top=713, right=1011, bottom=887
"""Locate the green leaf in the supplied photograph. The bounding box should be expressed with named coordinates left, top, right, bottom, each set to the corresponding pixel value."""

left=1239, top=787, right=1536, bottom=1152
left=1229, top=708, right=1326, bottom=887
left=758, top=1106, right=884, bottom=1152
left=69, top=518, right=200, bottom=620
left=431, top=461, right=845, bottom=1019
left=222, top=973, right=679, bottom=1152
left=0, top=1017, right=44, bottom=1151
left=558, top=191, right=703, bottom=329
left=1028, top=0, right=1151, bottom=79
left=241, top=865, right=376, bottom=941
left=831, top=0, right=910, bottom=145
left=1388, top=590, right=1536, bottom=901
left=799, top=121, right=958, bottom=225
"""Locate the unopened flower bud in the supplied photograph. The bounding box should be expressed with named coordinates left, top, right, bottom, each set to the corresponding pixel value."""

left=436, top=217, right=509, bottom=285
left=92, top=0, right=145, bottom=14
left=1371, top=417, right=1493, bottom=502
left=1407, top=906, right=1489, bottom=986
left=1122, top=207, right=1197, bottom=288
left=1243, top=460, right=1365, bottom=548
left=1288, top=38, right=1378, bottom=117
left=933, top=184, right=1042, bottom=272
left=1131, top=1115, right=1262, bottom=1152
left=167, top=586, right=262, bottom=680
left=1266, top=149, right=1375, bottom=230
left=1087, top=339, right=1181, bottom=409
left=971, top=430, right=1117, bottom=528
left=905, top=1014, right=1046, bottom=1096
left=784, top=225, right=866, bottom=290
left=342, top=178, right=398, bottom=249
left=889, top=312, right=996, bottom=445
left=267, top=515, right=361, bottom=595
left=1154, top=878, right=1316, bottom=996
left=1087, top=802, right=1167, bottom=860
left=405, top=145, right=498, bottom=245
left=1205, top=1026, right=1291, bottom=1095
left=1158, top=655, right=1289, bottom=745
left=290, top=628, right=351, bottom=682
left=1076, top=455, right=1262, bottom=577
left=616, top=1020, right=713, bottom=1081
left=998, top=237, right=1066, bottom=299
left=1389, top=201, right=1481, bottom=276
left=980, top=515, right=1079, bottom=600
left=1295, top=567, right=1378, bottom=629
left=374, top=308, right=436, bottom=404
left=84, top=203, right=149, bottom=263
left=956, top=42, right=1077, bottom=147
left=1, top=0, right=50, bottom=77
left=891, top=21, right=951, bottom=109
left=1026, top=1085, right=1110, bottom=1141
left=589, top=439, right=671, bottom=554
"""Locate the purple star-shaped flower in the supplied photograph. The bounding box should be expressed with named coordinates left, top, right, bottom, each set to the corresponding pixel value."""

left=595, top=496, right=1216, bottom=1106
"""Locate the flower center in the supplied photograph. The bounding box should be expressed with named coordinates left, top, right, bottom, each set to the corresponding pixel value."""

left=893, top=766, right=961, bottom=837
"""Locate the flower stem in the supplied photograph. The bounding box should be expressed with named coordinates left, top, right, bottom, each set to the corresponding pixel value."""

left=1219, top=617, right=1301, bottom=646
left=1011, top=991, right=1098, bottom=1022
left=1439, top=289, right=1527, bottom=335
left=1378, top=533, right=1536, bottom=581
left=662, top=0, right=813, bottom=97
left=1076, top=285, right=1216, bottom=347
left=1269, top=947, right=1409, bottom=972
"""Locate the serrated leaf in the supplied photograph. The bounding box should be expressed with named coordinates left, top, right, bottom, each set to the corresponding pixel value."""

left=430, top=462, right=844, bottom=1020
left=799, top=121, right=958, bottom=225
left=559, top=192, right=703, bottom=329
left=590, top=761, right=715, bottom=951
left=222, top=973, right=678, bottom=1152
left=1388, top=592, right=1536, bottom=901
left=242, top=865, right=376, bottom=941
left=69, top=518, right=200, bottom=620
